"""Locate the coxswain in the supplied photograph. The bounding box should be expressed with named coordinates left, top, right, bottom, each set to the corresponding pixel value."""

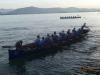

left=34, top=35, right=40, bottom=48
left=81, top=23, right=88, bottom=30
left=15, top=40, right=23, bottom=50
left=81, top=23, right=89, bottom=34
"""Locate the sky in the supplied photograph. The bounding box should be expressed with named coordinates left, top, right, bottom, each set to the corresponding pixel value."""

left=0, top=0, right=100, bottom=9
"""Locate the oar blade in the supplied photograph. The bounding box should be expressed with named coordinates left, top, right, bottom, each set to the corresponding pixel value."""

left=2, top=46, right=15, bottom=48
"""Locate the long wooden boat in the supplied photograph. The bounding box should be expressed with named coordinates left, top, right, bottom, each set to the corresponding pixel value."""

left=8, top=29, right=89, bottom=60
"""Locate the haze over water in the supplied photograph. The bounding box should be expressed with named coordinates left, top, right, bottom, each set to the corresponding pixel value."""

left=0, top=12, right=100, bottom=75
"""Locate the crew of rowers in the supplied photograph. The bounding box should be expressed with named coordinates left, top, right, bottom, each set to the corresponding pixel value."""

left=15, top=23, right=88, bottom=50
left=63, top=16, right=81, bottom=18
left=34, top=23, right=88, bottom=48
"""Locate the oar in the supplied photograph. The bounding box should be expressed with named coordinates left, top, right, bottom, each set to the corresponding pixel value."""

left=2, top=42, right=35, bottom=48
left=2, top=46, right=15, bottom=48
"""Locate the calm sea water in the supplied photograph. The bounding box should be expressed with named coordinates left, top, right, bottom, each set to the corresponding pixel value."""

left=0, top=12, right=100, bottom=75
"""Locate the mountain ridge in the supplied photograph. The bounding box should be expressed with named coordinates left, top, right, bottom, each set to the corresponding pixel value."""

left=1, top=6, right=100, bottom=15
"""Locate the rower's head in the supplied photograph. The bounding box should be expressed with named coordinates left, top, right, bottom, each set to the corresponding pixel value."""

left=59, top=32, right=61, bottom=35
left=47, top=34, right=49, bottom=37
left=84, top=23, right=86, bottom=26
left=51, top=35, right=53, bottom=37
left=62, top=30, right=64, bottom=32
left=54, top=31, right=56, bottom=34
left=68, top=29, right=70, bottom=31
left=37, top=35, right=40, bottom=38
left=42, top=37, right=44, bottom=40
left=74, top=27, right=75, bottom=30
left=20, top=40, right=23, bottom=43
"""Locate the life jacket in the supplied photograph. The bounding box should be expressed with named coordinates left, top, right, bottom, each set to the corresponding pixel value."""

left=44, top=37, right=49, bottom=43
left=53, top=34, right=57, bottom=41
left=48, top=37, right=53, bottom=45
left=44, top=37, right=52, bottom=45
left=61, top=32, right=65, bottom=38
left=71, top=32, right=74, bottom=37
left=34, top=39, right=39, bottom=47
left=65, top=33, right=69, bottom=39
left=39, top=40, right=44, bottom=48
left=62, top=33, right=65, bottom=38
left=76, top=30, right=80, bottom=36
left=57, top=36, right=61, bottom=42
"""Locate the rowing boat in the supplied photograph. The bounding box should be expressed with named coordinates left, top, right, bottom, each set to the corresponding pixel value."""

left=8, top=29, right=89, bottom=60
left=60, top=16, right=81, bottom=19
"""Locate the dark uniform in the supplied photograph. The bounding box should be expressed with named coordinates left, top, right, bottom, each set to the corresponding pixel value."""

left=15, top=40, right=23, bottom=50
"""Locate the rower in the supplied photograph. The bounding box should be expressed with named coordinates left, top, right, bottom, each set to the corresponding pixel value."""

left=49, top=35, right=55, bottom=46
left=76, top=28, right=81, bottom=36
left=61, top=30, right=65, bottom=39
left=73, top=27, right=77, bottom=37
left=15, top=40, right=23, bottom=50
left=44, top=34, right=50, bottom=44
left=71, top=30, right=75, bottom=38
left=73, top=27, right=76, bottom=33
left=57, top=33, right=62, bottom=43
left=81, top=23, right=88, bottom=30
left=67, top=29, right=71, bottom=39
left=65, top=32, right=69, bottom=41
left=53, top=31, right=57, bottom=42
left=81, top=23, right=89, bottom=34
left=39, top=37, right=45, bottom=48
left=34, top=35, right=40, bottom=47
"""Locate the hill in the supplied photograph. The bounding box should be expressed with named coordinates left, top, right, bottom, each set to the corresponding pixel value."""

left=0, top=12, right=2, bottom=15
left=5, top=6, right=100, bottom=15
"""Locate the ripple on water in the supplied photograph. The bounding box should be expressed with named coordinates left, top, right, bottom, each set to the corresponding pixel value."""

left=0, top=12, right=100, bottom=75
